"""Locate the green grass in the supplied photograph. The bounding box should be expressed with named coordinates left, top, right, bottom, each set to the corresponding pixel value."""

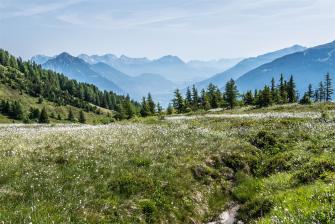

left=0, top=104, right=335, bottom=223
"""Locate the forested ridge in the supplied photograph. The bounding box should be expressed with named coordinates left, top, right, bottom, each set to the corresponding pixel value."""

left=0, top=49, right=145, bottom=120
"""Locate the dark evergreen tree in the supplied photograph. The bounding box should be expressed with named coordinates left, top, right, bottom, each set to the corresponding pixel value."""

left=200, top=89, right=210, bottom=110
left=39, top=107, right=49, bottom=123
left=224, top=79, right=238, bottom=109
left=140, top=97, right=150, bottom=117
left=318, top=81, right=326, bottom=102
left=79, top=110, right=86, bottom=123
left=243, top=91, right=254, bottom=106
left=307, top=84, right=314, bottom=99
left=172, top=89, right=185, bottom=114
left=325, top=73, right=333, bottom=102
left=147, top=93, right=155, bottom=115
left=68, top=108, right=75, bottom=121
left=191, top=85, right=199, bottom=110
left=166, top=103, right=173, bottom=115
left=287, top=75, right=297, bottom=103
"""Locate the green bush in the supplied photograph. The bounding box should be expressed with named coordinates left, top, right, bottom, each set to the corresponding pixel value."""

left=294, top=158, right=335, bottom=184
left=251, top=131, right=277, bottom=152
left=238, top=196, right=273, bottom=222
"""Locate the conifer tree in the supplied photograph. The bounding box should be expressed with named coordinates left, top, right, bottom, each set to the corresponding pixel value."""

left=243, top=91, right=254, bottom=105
left=79, top=110, right=86, bottom=123
left=68, top=108, right=75, bottom=121
left=39, top=107, right=49, bottom=123
left=140, top=97, right=150, bottom=117
left=173, top=89, right=185, bottom=114
left=200, top=89, right=210, bottom=110
left=287, top=75, right=297, bottom=103
left=325, top=73, right=333, bottom=102
left=224, top=79, right=238, bottom=109
left=185, top=87, right=192, bottom=108
left=156, top=103, right=163, bottom=115
left=147, top=93, right=155, bottom=115
left=318, top=81, right=326, bottom=102
left=191, top=85, right=199, bottom=110
left=307, top=84, right=314, bottom=99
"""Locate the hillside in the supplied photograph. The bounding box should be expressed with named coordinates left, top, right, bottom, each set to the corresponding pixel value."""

left=196, top=45, right=306, bottom=90
left=1, top=103, right=334, bottom=223
left=0, top=49, right=142, bottom=122
left=236, top=40, right=335, bottom=94
left=0, top=83, right=113, bottom=124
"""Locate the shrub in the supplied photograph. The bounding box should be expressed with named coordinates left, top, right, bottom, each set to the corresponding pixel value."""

left=251, top=131, right=277, bottom=151
left=294, top=158, right=335, bottom=184
left=238, top=197, right=273, bottom=222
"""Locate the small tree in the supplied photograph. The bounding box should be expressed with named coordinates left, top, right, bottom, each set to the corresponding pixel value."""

left=325, top=73, right=333, bottom=102
left=68, top=108, right=75, bottom=122
left=300, top=93, right=312, bottom=105
left=224, top=79, right=238, bottom=109
left=79, top=110, right=86, bottom=123
left=166, top=104, right=173, bottom=115
left=172, top=89, right=185, bottom=114
left=39, top=107, right=49, bottom=123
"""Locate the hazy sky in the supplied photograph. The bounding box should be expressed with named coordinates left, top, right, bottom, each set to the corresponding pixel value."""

left=1, top=0, right=335, bottom=61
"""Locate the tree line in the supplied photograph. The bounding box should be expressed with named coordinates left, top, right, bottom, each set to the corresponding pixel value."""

left=171, top=74, right=333, bottom=114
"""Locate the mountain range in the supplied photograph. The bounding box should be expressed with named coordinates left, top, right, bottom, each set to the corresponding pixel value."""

left=32, top=40, right=335, bottom=105
left=78, top=54, right=242, bottom=84
left=195, top=45, right=307, bottom=90
left=236, top=41, right=335, bottom=94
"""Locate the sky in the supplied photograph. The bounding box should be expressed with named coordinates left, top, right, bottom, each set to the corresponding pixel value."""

left=0, top=0, right=335, bottom=61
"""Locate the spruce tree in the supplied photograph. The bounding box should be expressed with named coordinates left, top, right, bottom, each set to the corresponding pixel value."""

left=147, top=93, right=155, bottom=115
left=287, top=75, right=297, bottom=103
left=156, top=103, right=163, bottom=115
left=68, top=108, right=75, bottom=121
left=224, top=79, right=238, bottom=109
left=140, top=97, right=150, bottom=117
left=243, top=91, right=254, bottom=106
left=318, top=82, right=326, bottom=102
left=200, top=89, right=210, bottom=110
left=172, top=89, right=185, bottom=114
left=325, top=73, right=333, bottom=101
left=79, top=110, right=86, bottom=123
left=39, top=107, right=49, bottom=123
left=185, top=87, right=192, bottom=108
left=307, top=84, right=314, bottom=99
left=191, top=85, right=199, bottom=110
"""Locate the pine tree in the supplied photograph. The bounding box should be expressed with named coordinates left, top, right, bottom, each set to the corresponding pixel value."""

left=191, top=85, right=199, bottom=110
left=12, top=101, right=23, bottom=120
left=300, top=93, right=312, bottom=105
left=147, top=93, right=155, bottom=115
left=325, top=73, right=333, bottom=102
left=185, top=87, right=192, bottom=108
left=156, top=103, right=163, bottom=115
left=307, top=84, right=314, bottom=99
left=318, top=81, right=326, bottom=102
left=68, top=108, right=75, bottom=121
left=39, top=107, right=49, bottom=123
left=224, top=79, right=238, bottom=109
left=257, top=86, right=272, bottom=107
left=200, top=89, right=210, bottom=110
left=79, top=110, right=86, bottom=123
left=243, top=91, right=254, bottom=106
left=140, top=97, right=150, bottom=117
left=172, top=89, right=185, bottom=114
left=287, top=75, right=297, bottom=103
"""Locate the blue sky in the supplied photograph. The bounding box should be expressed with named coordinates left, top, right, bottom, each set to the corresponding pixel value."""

left=0, top=0, right=335, bottom=60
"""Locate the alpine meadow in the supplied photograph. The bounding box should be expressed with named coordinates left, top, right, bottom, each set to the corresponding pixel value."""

left=1, top=0, right=335, bottom=223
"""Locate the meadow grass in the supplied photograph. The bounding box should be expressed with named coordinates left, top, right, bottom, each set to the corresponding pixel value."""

left=0, top=104, right=335, bottom=223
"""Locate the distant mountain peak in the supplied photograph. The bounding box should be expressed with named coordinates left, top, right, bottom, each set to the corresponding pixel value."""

left=156, top=55, right=184, bottom=64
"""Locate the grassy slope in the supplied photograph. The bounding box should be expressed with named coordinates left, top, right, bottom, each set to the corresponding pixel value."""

left=0, top=104, right=334, bottom=223
left=0, top=84, right=114, bottom=124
